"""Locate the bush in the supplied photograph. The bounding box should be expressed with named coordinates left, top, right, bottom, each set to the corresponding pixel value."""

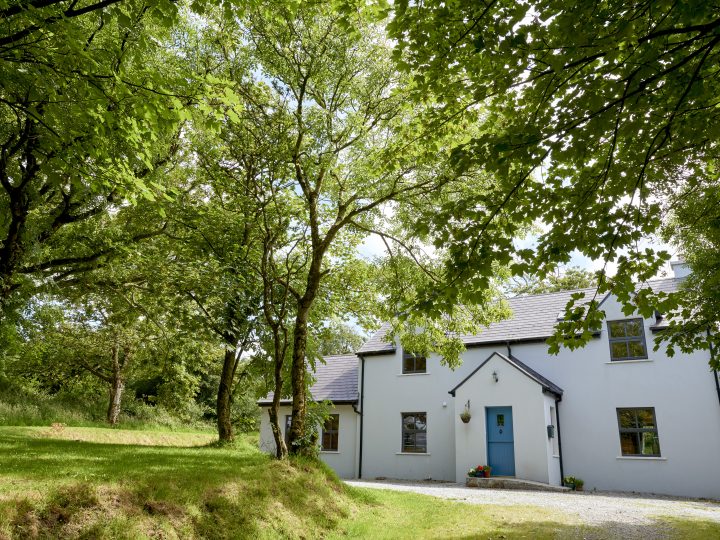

left=0, top=378, right=105, bottom=426
left=0, top=377, right=214, bottom=431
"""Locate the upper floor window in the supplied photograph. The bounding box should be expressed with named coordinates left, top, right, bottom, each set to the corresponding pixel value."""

left=617, top=407, right=661, bottom=457
left=401, top=412, right=427, bottom=453
left=321, top=414, right=339, bottom=451
left=402, top=351, right=427, bottom=374
left=607, top=318, right=648, bottom=361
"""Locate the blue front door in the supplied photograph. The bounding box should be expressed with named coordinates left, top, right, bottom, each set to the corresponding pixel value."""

left=486, top=407, right=515, bottom=476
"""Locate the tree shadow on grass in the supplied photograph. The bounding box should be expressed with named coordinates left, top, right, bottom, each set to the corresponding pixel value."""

left=0, top=430, right=354, bottom=539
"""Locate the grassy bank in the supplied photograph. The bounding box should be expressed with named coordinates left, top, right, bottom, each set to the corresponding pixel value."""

left=0, top=426, right=718, bottom=539
left=0, top=426, right=351, bottom=538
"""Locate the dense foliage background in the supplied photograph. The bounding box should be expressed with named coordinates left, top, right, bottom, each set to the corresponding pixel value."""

left=1, top=0, right=717, bottom=447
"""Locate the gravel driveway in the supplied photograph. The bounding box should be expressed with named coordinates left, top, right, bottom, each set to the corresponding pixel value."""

left=346, top=479, right=720, bottom=538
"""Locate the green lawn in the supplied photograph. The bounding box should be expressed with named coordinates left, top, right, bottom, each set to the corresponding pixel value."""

left=0, top=426, right=717, bottom=539
left=0, top=426, right=350, bottom=539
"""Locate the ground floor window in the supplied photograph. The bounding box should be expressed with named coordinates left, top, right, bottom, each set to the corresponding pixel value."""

left=284, top=415, right=292, bottom=447
left=321, top=414, right=339, bottom=451
left=616, top=407, right=661, bottom=456
left=401, top=412, right=427, bottom=453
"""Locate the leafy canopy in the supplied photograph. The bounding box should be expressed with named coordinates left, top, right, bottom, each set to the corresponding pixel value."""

left=388, top=0, right=720, bottom=356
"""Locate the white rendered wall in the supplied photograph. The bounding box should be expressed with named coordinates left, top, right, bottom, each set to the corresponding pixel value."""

left=360, top=350, right=470, bottom=481
left=453, top=354, right=557, bottom=484
left=494, top=296, right=720, bottom=499
left=258, top=404, right=359, bottom=479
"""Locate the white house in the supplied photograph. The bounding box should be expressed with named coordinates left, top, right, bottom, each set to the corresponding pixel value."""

left=259, top=269, right=720, bottom=499
left=258, top=353, right=360, bottom=479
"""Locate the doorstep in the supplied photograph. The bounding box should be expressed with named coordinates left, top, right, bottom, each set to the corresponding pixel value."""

left=466, top=477, right=571, bottom=492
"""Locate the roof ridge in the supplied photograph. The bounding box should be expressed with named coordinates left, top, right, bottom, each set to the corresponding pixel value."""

left=507, top=287, right=598, bottom=299
left=318, top=353, right=359, bottom=360
left=507, top=276, right=679, bottom=300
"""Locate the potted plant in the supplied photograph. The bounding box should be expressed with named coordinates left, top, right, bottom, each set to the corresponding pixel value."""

left=467, top=465, right=491, bottom=478
left=563, top=476, right=584, bottom=491
left=460, top=409, right=472, bottom=423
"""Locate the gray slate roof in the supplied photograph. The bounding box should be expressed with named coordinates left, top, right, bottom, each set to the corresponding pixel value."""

left=257, top=354, right=358, bottom=405
left=357, top=278, right=682, bottom=355
left=448, top=351, right=563, bottom=397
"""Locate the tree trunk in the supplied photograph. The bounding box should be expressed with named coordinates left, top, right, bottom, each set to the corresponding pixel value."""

left=217, top=348, right=236, bottom=442
left=288, top=248, right=327, bottom=454
left=268, top=402, right=287, bottom=459
left=269, top=343, right=288, bottom=459
left=106, top=341, right=130, bottom=426
left=288, top=307, right=310, bottom=454
left=107, top=375, right=125, bottom=425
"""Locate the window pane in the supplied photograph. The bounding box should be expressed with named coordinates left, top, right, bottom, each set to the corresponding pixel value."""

left=403, top=432, right=414, bottom=450
left=628, top=339, right=647, bottom=358
left=415, top=432, right=427, bottom=452
left=617, top=409, right=636, bottom=428
left=322, top=432, right=333, bottom=450
left=324, top=414, right=339, bottom=432
left=611, top=342, right=628, bottom=360
left=609, top=321, right=627, bottom=338
left=641, top=432, right=660, bottom=455
left=635, top=409, right=655, bottom=429
left=403, top=355, right=414, bottom=373
left=625, top=319, right=643, bottom=337
left=415, top=356, right=427, bottom=372
left=620, top=432, right=641, bottom=455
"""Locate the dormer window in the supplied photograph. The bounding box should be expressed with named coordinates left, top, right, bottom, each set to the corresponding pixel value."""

left=402, top=351, right=426, bottom=374
left=608, top=318, right=648, bottom=361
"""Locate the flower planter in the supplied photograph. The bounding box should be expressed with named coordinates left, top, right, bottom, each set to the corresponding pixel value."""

left=483, top=470, right=490, bottom=478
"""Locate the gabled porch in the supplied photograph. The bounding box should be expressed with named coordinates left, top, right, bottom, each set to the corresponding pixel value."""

left=451, top=351, right=564, bottom=487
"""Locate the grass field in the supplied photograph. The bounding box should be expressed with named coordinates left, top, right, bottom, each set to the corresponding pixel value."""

left=0, top=426, right=717, bottom=539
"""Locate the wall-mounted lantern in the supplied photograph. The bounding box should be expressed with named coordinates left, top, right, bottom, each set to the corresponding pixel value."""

left=547, top=424, right=555, bottom=438
left=492, top=371, right=499, bottom=383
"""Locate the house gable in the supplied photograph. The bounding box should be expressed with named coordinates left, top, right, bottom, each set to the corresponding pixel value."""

left=448, top=351, right=563, bottom=398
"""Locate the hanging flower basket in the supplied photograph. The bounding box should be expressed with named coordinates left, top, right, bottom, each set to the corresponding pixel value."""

left=460, top=410, right=471, bottom=423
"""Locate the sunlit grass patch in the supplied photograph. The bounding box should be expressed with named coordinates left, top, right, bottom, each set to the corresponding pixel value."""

left=332, top=488, right=584, bottom=539
left=0, top=426, right=354, bottom=539
left=18, top=425, right=217, bottom=447
left=1, top=426, right=717, bottom=539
